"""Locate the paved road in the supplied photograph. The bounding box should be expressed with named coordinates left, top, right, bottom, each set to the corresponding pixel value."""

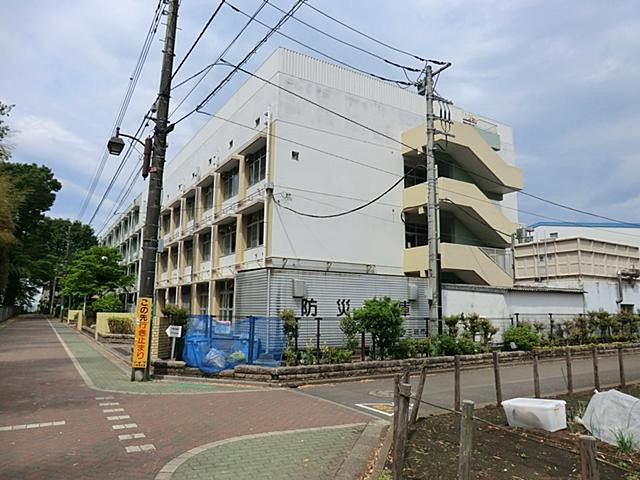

left=303, top=349, right=640, bottom=419
left=0, top=315, right=380, bottom=480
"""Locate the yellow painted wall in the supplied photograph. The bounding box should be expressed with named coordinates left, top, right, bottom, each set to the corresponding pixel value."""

left=67, top=309, right=84, bottom=326
left=95, top=312, right=135, bottom=340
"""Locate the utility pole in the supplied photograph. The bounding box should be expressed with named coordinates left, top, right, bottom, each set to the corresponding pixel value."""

left=133, top=0, right=179, bottom=382
left=418, top=61, right=451, bottom=332
left=425, top=65, right=440, bottom=328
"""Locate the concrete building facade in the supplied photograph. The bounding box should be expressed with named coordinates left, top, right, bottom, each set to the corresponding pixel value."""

left=100, top=193, right=146, bottom=310
left=148, top=48, right=524, bottom=322
left=514, top=236, right=640, bottom=313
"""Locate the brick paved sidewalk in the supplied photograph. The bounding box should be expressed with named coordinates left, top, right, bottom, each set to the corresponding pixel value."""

left=163, top=424, right=366, bottom=480
left=49, top=319, right=250, bottom=394
left=1, top=315, right=384, bottom=479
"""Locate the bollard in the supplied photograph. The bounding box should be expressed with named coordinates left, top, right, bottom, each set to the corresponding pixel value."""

left=492, top=351, right=502, bottom=407
left=458, top=400, right=475, bottom=480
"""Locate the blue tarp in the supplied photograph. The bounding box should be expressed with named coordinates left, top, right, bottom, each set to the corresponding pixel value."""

left=182, top=315, right=284, bottom=373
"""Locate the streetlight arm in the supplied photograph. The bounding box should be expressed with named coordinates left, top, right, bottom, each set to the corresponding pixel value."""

left=115, top=127, right=146, bottom=147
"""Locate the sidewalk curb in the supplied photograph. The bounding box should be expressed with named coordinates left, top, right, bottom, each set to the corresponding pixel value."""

left=335, top=420, right=388, bottom=480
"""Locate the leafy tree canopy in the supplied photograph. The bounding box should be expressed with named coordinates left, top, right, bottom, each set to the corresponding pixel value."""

left=62, top=246, right=134, bottom=299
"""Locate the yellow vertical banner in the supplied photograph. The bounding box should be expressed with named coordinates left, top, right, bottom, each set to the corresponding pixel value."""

left=132, top=297, right=152, bottom=369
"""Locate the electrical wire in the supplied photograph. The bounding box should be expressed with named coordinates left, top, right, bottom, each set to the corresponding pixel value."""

left=301, top=1, right=426, bottom=62
left=171, top=0, right=226, bottom=80
left=261, top=0, right=422, bottom=73
left=196, top=0, right=306, bottom=112
left=224, top=1, right=413, bottom=87
left=169, top=0, right=270, bottom=119
left=78, top=0, right=163, bottom=220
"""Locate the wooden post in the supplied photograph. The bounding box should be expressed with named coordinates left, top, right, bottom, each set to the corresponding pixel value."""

left=549, top=313, right=554, bottom=341
left=492, top=351, right=502, bottom=407
left=566, top=347, right=573, bottom=395
left=393, top=374, right=400, bottom=443
left=592, top=345, right=600, bottom=391
left=392, top=382, right=411, bottom=480
left=410, top=364, right=428, bottom=426
left=360, top=331, right=366, bottom=361
left=579, top=435, right=599, bottom=480
left=618, top=345, right=626, bottom=388
left=454, top=355, right=461, bottom=412
left=458, top=400, right=475, bottom=480
left=403, top=368, right=410, bottom=384
left=533, top=350, right=541, bottom=398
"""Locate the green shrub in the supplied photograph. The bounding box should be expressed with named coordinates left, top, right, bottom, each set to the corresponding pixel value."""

left=443, top=314, right=462, bottom=336
left=324, top=347, right=354, bottom=364
left=108, top=317, right=134, bottom=335
left=433, top=333, right=461, bottom=356
left=162, top=304, right=189, bottom=327
left=91, top=294, right=123, bottom=313
left=502, top=322, right=540, bottom=351
left=339, top=313, right=360, bottom=350
left=352, top=296, right=404, bottom=360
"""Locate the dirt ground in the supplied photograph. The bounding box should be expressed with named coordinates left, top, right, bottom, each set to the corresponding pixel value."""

left=391, top=386, right=640, bottom=479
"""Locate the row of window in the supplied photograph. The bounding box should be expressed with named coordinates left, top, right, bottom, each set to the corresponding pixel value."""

left=161, top=147, right=267, bottom=233
left=160, top=210, right=265, bottom=269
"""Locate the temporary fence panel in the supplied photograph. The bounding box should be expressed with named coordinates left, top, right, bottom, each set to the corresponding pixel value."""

left=182, top=315, right=285, bottom=374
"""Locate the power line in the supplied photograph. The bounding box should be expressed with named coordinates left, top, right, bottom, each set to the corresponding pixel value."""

left=78, top=0, right=163, bottom=220
left=169, top=0, right=270, bottom=119
left=224, top=1, right=413, bottom=87
left=195, top=0, right=306, bottom=112
left=302, top=1, right=426, bottom=62
left=171, top=0, right=226, bottom=79
left=261, top=0, right=422, bottom=73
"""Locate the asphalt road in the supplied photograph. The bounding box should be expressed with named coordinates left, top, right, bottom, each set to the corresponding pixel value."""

left=301, top=350, right=640, bottom=418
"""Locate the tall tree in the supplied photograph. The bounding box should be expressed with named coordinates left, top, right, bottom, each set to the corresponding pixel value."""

left=0, top=102, right=17, bottom=290
left=62, top=246, right=134, bottom=303
left=0, top=101, right=13, bottom=162
left=0, top=162, right=62, bottom=306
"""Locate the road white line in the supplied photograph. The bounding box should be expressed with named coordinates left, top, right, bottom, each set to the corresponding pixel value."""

left=355, top=403, right=394, bottom=417
left=126, top=444, right=155, bottom=453
left=0, top=421, right=66, bottom=432
left=112, top=423, right=138, bottom=430
left=47, top=320, right=96, bottom=388
left=107, top=415, right=131, bottom=421
left=103, top=408, right=125, bottom=413
left=118, top=433, right=146, bottom=441
left=99, top=402, right=120, bottom=406
left=95, top=396, right=114, bottom=400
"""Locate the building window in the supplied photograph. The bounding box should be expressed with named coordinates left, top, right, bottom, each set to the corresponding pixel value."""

left=202, top=184, right=214, bottom=210
left=245, top=210, right=264, bottom=249
left=221, top=168, right=239, bottom=200
left=171, top=249, right=178, bottom=271
left=219, top=280, right=234, bottom=322
left=405, top=223, right=427, bottom=248
left=621, top=304, right=634, bottom=313
left=181, top=286, right=191, bottom=314
left=201, top=232, right=211, bottom=262
left=184, top=242, right=193, bottom=267
left=199, top=286, right=209, bottom=315
left=220, top=223, right=236, bottom=256
left=403, top=164, right=427, bottom=188
left=246, top=147, right=266, bottom=186
left=185, top=197, right=195, bottom=222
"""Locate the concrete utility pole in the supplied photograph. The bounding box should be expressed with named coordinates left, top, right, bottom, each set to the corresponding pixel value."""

left=134, top=0, right=179, bottom=382
left=424, top=65, right=440, bottom=327
left=59, top=223, right=72, bottom=321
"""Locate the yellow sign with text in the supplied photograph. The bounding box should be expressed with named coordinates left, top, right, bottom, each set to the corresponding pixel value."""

left=131, top=297, right=152, bottom=369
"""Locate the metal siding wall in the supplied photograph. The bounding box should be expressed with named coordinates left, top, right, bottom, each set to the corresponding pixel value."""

left=268, top=268, right=429, bottom=347
left=235, top=269, right=268, bottom=317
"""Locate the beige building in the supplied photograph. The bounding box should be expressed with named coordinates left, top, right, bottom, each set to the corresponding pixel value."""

left=514, top=236, right=640, bottom=312
left=401, top=119, right=523, bottom=286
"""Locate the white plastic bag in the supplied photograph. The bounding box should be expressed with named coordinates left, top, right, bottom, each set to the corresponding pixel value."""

left=581, top=389, right=640, bottom=447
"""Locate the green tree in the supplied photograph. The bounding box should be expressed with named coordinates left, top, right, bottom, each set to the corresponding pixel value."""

left=90, top=293, right=124, bottom=313
left=62, top=246, right=134, bottom=303
left=0, top=101, right=13, bottom=162
left=352, top=296, right=404, bottom=359
left=0, top=162, right=62, bottom=306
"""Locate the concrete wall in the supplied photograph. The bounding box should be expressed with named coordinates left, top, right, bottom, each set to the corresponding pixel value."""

left=94, top=312, right=134, bottom=340
left=67, top=309, right=84, bottom=325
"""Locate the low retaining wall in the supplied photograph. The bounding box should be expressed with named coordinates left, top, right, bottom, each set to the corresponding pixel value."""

left=153, top=342, right=640, bottom=385
left=97, top=332, right=134, bottom=344
left=94, top=312, right=134, bottom=340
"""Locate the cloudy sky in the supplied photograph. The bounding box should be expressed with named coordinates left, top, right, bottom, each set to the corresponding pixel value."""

left=2, top=0, right=639, bottom=235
